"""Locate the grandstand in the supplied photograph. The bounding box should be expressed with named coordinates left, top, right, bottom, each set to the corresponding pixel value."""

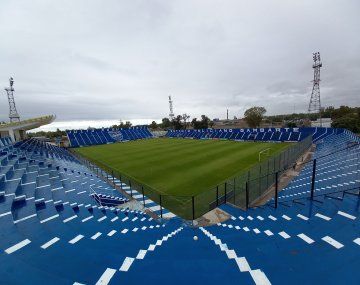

left=66, top=126, right=152, bottom=147
left=0, top=125, right=359, bottom=284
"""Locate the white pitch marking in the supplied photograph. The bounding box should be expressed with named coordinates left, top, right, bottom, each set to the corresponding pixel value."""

left=278, top=231, right=291, bottom=239
left=119, top=257, right=134, bottom=272
left=297, top=233, right=315, bottom=244
left=136, top=249, right=147, bottom=259
left=315, top=213, right=331, bottom=221
left=91, top=232, right=102, bottom=240
left=95, top=268, right=117, bottom=285
left=353, top=238, right=360, bottom=246
left=69, top=235, right=84, bottom=244
left=121, top=229, right=128, bottom=234
left=107, top=230, right=117, bottom=236
left=111, top=217, right=119, bottom=222
left=250, top=269, right=271, bottom=285
left=98, top=216, right=107, bottom=222
left=253, top=228, right=260, bottom=234
left=82, top=216, right=94, bottom=223
left=322, top=236, right=344, bottom=249
left=148, top=244, right=156, bottom=251
left=282, top=215, right=291, bottom=220
left=297, top=214, right=309, bottom=221
left=337, top=211, right=356, bottom=220
left=122, top=217, right=129, bottom=222
left=264, top=230, right=273, bottom=236
left=257, top=216, right=264, bottom=221
left=41, top=237, right=60, bottom=249
left=14, top=214, right=37, bottom=224
left=268, top=215, right=277, bottom=221
left=5, top=239, right=31, bottom=254
left=0, top=211, right=12, bottom=218
left=40, top=214, right=59, bottom=224
left=63, top=215, right=77, bottom=223
left=243, top=227, right=250, bottom=232
left=235, top=257, right=251, bottom=272
left=132, top=227, right=139, bottom=232
left=131, top=217, right=138, bottom=222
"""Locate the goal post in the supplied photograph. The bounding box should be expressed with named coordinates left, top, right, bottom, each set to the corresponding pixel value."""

left=259, top=148, right=270, bottom=162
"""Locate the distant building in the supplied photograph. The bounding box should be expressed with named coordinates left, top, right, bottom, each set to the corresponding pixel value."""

left=311, top=118, right=332, bottom=128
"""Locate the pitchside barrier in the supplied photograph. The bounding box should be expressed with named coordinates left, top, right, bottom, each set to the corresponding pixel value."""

left=72, top=135, right=315, bottom=219
left=70, top=135, right=322, bottom=220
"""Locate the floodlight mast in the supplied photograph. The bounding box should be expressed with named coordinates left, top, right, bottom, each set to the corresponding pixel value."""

left=308, top=52, right=322, bottom=127
left=168, top=95, right=175, bottom=120
left=4, top=77, right=20, bottom=122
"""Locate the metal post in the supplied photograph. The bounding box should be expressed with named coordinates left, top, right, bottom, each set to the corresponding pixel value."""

left=233, top=178, right=236, bottom=204
left=259, top=165, right=261, bottom=194
left=129, top=181, right=133, bottom=197
left=192, top=196, right=195, bottom=220
left=224, top=182, right=227, bottom=203
left=275, top=172, right=279, bottom=209
left=142, top=186, right=145, bottom=206
left=216, top=186, right=219, bottom=206
left=159, top=195, right=163, bottom=218
left=267, top=159, right=270, bottom=187
left=245, top=181, right=249, bottom=210
left=112, top=170, right=114, bottom=184
left=310, top=159, right=317, bottom=200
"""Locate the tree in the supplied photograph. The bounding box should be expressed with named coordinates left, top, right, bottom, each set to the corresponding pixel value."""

left=191, top=115, right=212, bottom=129
left=161, top=118, right=171, bottom=129
left=149, top=121, right=158, bottom=130
left=332, top=113, right=360, bottom=133
left=182, top=113, right=190, bottom=129
left=244, top=107, right=266, bottom=128
left=112, top=120, right=132, bottom=129
left=172, top=115, right=183, bottom=130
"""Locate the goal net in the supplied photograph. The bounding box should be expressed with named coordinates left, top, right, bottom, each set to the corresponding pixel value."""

left=258, top=148, right=270, bottom=162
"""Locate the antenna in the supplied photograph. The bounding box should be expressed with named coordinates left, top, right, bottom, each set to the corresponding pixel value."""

left=308, top=52, right=322, bottom=126
left=168, top=95, right=174, bottom=120
left=4, top=77, right=20, bottom=122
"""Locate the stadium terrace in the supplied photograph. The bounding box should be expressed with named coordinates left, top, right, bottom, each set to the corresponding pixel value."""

left=1, top=122, right=359, bottom=284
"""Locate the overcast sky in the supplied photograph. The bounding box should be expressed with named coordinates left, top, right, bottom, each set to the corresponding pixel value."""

left=0, top=0, right=359, bottom=130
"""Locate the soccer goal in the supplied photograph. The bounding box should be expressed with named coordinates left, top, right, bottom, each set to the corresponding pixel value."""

left=258, top=148, right=271, bottom=162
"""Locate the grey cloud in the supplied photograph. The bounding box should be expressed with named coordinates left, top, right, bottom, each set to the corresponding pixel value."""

left=0, top=0, right=359, bottom=125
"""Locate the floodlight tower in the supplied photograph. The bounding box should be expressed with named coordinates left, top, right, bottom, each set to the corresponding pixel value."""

left=168, top=95, right=175, bottom=120
left=308, top=52, right=322, bottom=126
left=5, top=77, right=20, bottom=122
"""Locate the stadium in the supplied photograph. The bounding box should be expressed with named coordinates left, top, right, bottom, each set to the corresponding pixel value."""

left=1, top=77, right=359, bottom=284
left=1, top=2, right=360, bottom=285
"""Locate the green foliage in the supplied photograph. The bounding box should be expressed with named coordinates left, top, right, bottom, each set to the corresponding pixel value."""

left=149, top=121, right=158, bottom=130
left=191, top=115, right=212, bottom=129
left=28, top=128, right=66, bottom=139
left=332, top=113, right=360, bottom=133
left=244, top=106, right=266, bottom=128
left=161, top=118, right=171, bottom=129
left=112, top=121, right=132, bottom=129
left=172, top=115, right=184, bottom=130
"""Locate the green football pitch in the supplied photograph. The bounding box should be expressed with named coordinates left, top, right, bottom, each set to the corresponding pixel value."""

left=75, top=138, right=290, bottom=198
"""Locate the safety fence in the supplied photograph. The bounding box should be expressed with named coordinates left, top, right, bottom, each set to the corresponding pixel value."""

left=70, top=136, right=314, bottom=220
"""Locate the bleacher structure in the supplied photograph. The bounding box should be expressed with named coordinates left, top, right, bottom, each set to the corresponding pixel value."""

left=0, top=127, right=359, bottom=284
left=66, top=126, right=152, bottom=147
left=166, top=127, right=341, bottom=142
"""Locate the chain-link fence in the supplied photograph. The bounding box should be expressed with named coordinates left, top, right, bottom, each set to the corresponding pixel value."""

left=71, top=135, right=314, bottom=220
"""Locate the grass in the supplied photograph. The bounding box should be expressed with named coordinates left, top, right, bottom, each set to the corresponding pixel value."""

left=75, top=138, right=289, bottom=197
